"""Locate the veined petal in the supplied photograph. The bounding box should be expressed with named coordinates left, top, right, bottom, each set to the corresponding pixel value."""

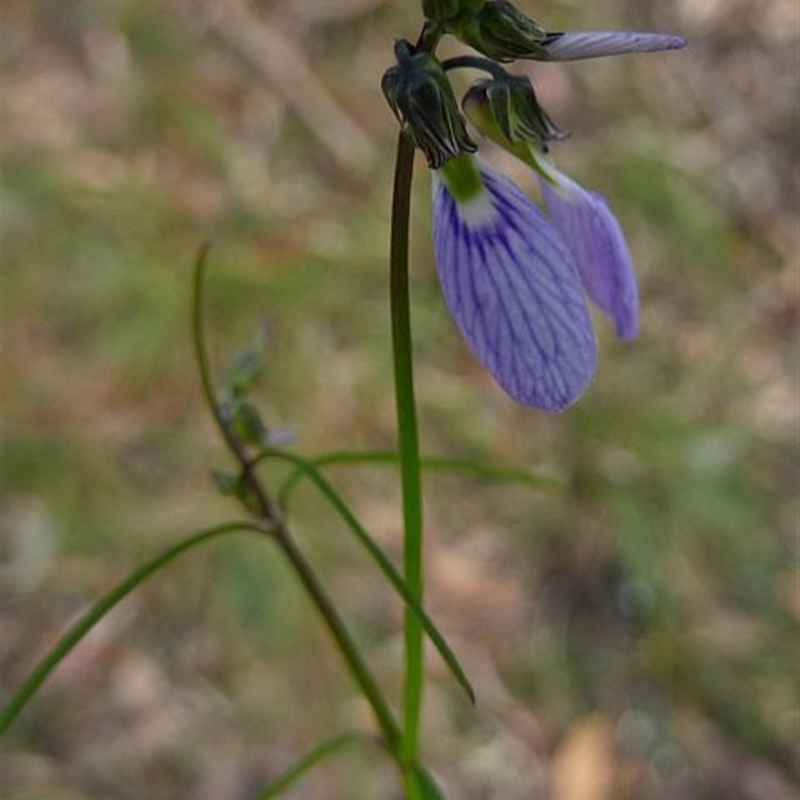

left=432, top=159, right=597, bottom=411
left=542, top=30, right=687, bottom=61
left=539, top=171, right=638, bottom=340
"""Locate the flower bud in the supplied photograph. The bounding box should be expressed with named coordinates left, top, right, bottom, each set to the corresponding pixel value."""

left=382, top=40, right=476, bottom=169
left=462, top=78, right=568, bottom=200
left=468, top=75, right=565, bottom=147
left=454, top=0, right=547, bottom=62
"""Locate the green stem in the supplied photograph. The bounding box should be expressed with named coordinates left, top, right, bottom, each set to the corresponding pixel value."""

left=389, top=27, right=442, bottom=782
left=192, top=243, right=277, bottom=522
left=390, top=128, right=426, bottom=766
left=193, top=243, right=236, bottom=455
left=193, top=246, right=404, bottom=764
left=274, top=528, right=402, bottom=753
left=275, top=449, right=561, bottom=504
left=193, top=266, right=411, bottom=774
left=0, top=521, right=262, bottom=736
left=440, top=54, right=509, bottom=78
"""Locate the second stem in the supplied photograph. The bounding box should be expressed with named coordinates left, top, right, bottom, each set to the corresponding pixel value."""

left=390, top=129, right=425, bottom=765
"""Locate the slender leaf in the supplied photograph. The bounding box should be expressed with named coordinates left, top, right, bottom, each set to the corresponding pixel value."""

left=255, top=450, right=475, bottom=705
left=414, top=764, right=449, bottom=800
left=277, top=449, right=561, bottom=507
left=0, top=521, right=266, bottom=736
left=249, top=733, right=368, bottom=800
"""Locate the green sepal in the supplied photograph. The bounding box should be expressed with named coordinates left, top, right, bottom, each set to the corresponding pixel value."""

left=212, top=467, right=262, bottom=514
left=470, top=75, right=565, bottom=145
left=225, top=348, right=261, bottom=400
left=437, top=153, right=484, bottom=203
left=451, top=0, right=548, bottom=62
left=223, top=326, right=268, bottom=401
left=461, top=78, right=563, bottom=181
left=382, top=41, right=476, bottom=169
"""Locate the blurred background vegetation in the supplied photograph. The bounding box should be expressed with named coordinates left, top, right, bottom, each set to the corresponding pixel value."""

left=1, top=0, right=797, bottom=798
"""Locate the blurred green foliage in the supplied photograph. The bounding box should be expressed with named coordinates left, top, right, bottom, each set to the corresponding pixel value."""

left=2, top=1, right=796, bottom=798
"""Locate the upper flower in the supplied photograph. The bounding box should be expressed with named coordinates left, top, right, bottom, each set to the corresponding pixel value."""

left=429, top=0, right=686, bottom=62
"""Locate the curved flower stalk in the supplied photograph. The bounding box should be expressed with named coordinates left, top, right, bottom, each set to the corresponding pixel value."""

left=432, top=154, right=596, bottom=410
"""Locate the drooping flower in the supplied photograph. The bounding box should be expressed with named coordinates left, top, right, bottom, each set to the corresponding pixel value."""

left=381, top=9, right=686, bottom=409
left=462, top=78, right=639, bottom=340
left=432, top=154, right=596, bottom=410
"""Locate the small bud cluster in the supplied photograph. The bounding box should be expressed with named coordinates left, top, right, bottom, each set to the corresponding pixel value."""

left=382, top=1, right=565, bottom=169
left=381, top=3, right=686, bottom=409
left=381, top=2, right=686, bottom=170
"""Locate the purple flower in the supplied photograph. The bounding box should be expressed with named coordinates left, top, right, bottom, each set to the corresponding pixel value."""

left=432, top=156, right=597, bottom=411
left=380, top=14, right=687, bottom=410
left=461, top=81, right=641, bottom=342
left=538, top=164, right=639, bottom=340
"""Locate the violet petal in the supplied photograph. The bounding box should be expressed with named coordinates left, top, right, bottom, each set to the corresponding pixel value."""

left=542, top=31, right=687, bottom=61
left=432, top=161, right=597, bottom=410
left=540, top=174, right=638, bottom=340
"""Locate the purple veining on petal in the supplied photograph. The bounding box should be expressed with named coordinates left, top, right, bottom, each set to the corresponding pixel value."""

left=539, top=173, right=638, bottom=340
left=432, top=161, right=597, bottom=411
left=542, top=31, right=687, bottom=61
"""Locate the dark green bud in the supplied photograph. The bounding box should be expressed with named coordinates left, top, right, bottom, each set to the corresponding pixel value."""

left=465, top=75, right=565, bottom=145
left=455, top=0, right=548, bottom=62
left=382, top=40, right=476, bottom=169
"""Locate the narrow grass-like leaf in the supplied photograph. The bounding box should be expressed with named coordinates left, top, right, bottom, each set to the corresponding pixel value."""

left=413, top=764, right=448, bottom=799
left=0, top=521, right=267, bottom=736
left=255, top=450, right=475, bottom=705
left=276, top=449, right=562, bottom=507
left=191, top=246, right=402, bottom=751
left=249, top=733, right=368, bottom=800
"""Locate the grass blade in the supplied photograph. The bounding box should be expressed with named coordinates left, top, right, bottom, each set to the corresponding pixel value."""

left=277, top=449, right=561, bottom=507
left=0, top=521, right=266, bottom=736
left=249, top=733, right=369, bottom=800
left=256, top=450, right=475, bottom=705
